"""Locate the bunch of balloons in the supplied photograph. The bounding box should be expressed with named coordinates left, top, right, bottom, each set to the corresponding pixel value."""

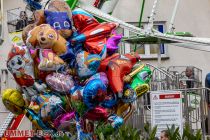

left=2, top=0, right=152, bottom=139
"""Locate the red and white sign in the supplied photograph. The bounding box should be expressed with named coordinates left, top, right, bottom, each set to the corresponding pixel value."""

left=151, top=91, right=183, bottom=138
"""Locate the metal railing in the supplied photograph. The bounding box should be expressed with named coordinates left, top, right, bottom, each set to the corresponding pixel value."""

left=126, top=87, right=210, bottom=140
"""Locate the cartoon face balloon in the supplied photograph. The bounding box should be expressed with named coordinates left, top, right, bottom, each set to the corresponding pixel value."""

left=7, top=44, right=35, bottom=87
left=2, top=89, right=26, bottom=115
left=45, top=11, right=73, bottom=38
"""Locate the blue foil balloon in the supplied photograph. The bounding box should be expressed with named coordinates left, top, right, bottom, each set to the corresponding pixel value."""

left=76, top=51, right=101, bottom=78
left=83, top=79, right=107, bottom=109
left=101, top=93, right=117, bottom=108
left=108, top=114, right=124, bottom=129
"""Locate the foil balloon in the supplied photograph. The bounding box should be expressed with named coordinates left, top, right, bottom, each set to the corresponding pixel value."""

left=48, top=0, right=72, bottom=20
left=76, top=51, right=102, bottom=78
left=101, top=93, right=117, bottom=108
left=60, top=31, right=83, bottom=68
left=83, top=79, right=107, bottom=109
left=84, top=106, right=109, bottom=121
left=122, top=84, right=137, bottom=103
left=85, top=72, right=108, bottom=87
left=46, top=72, right=75, bottom=93
left=7, top=44, right=35, bottom=87
left=24, top=108, right=53, bottom=130
left=35, top=93, right=65, bottom=121
left=72, top=8, right=99, bottom=32
left=71, top=22, right=118, bottom=57
left=38, top=49, right=65, bottom=71
left=7, top=44, right=38, bottom=100
left=99, top=53, right=140, bottom=97
left=53, top=111, right=76, bottom=131
left=115, top=102, right=134, bottom=121
left=131, top=65, right=152, bottom=96
left=106, top=31, right=122, bottom=55
left=107, top=114, right=124, bottom=129
left=29, top=49, right=52, bottom=82
left=2, top=89, right=26, bottom=115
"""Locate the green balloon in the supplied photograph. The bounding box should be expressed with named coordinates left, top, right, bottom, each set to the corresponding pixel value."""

left=131, top=65, right=152, bottom=96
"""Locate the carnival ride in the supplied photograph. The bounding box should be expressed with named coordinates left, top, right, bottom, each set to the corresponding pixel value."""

left=0, top=0, right=210, bottom=139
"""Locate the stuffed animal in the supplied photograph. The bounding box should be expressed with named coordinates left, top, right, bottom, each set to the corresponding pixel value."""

left=26, top=24, right=67, bottom=56
left=22, top=24, right=36, bottom=44
left=48, top=0, right=72, bottom=19
left=45, top=10, right=73, bottom=39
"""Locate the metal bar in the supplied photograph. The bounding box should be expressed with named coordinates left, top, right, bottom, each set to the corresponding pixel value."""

left=168, top=0, right=180, bottom=32
left=146, top=0, right=159, bottom=34
left=78, top=1, right=146, bottom=35
left=138, top=0, right=145, bottom=28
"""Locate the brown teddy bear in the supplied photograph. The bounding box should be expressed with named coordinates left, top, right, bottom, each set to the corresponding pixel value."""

left=22, top=0, right=72, bottom=42
left=26, top=24, right=67, bottom=56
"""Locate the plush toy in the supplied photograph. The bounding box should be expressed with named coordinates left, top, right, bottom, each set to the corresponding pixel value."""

left=22, top=24, right=36, bottom=44
left=33, top=10, right=46, bottom=25
left=26, top=24, right=67, bottom=56
left=48, top=0, right=72, bottom=19
left=45, top=10, right=73, bottom=39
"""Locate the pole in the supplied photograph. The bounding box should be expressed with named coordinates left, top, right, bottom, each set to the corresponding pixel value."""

left=168, top=0, right=180, bottom=32
left=138, top=0, right=145, bottom=28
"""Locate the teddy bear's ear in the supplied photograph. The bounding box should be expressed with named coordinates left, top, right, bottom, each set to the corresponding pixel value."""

left=26, top=26, right=41, bottom=49
left=33, top=10, right=46, bottom=25
left=52, top=34, right=67, bottom=56
left=22, top=24, right=36, bottom=44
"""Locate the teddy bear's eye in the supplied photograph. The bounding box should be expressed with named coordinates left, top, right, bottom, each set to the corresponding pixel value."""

left=53, top=22, right=61, bottom=30
left=48, top=34, right=54, bottom=39
left=64, top=21, right=71, bottom=28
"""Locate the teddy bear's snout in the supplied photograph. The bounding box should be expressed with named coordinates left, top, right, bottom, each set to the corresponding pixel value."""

left=41, top=37, right=46, bottom=41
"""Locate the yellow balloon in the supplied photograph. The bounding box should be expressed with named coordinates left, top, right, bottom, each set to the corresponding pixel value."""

left=2, top=89, right=25, bottom=115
